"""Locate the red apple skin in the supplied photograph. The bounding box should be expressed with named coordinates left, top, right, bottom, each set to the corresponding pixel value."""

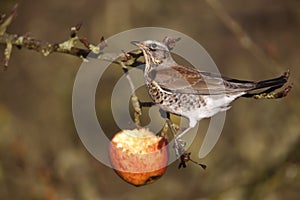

left=109, top=129, right=168, bottom=186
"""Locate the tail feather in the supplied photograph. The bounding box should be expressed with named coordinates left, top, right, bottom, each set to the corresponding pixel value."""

left=242, top=70, right=291, bottom=98
left=253, top=70, right=289, bottom=90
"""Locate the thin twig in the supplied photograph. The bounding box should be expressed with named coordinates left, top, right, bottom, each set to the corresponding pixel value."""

left=120, top=61, right=142, bottom=127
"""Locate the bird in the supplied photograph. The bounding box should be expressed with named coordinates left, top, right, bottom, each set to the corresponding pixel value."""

left=131, top=40, right=292, bottom=155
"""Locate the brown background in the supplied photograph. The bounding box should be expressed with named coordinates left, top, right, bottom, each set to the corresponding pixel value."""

left=0, top=0, right=299, bottom=199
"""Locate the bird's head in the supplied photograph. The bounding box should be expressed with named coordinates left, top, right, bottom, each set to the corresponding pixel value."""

left=131, top=40, right=175, bottom=67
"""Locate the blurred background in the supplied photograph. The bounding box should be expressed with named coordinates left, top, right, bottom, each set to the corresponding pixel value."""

left=0, top=0, right=299, bottom=199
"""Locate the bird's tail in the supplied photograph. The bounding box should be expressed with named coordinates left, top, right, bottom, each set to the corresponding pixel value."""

left=242, top=70, right=292, bottom=98
left=254, top=70, right=289, bottom=90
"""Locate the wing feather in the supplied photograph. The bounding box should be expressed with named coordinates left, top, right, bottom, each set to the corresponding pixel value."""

left=151, top=66, right=256, bottom=95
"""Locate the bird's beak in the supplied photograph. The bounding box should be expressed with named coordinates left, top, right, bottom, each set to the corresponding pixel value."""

left=131, top=41, right=145, bottom=49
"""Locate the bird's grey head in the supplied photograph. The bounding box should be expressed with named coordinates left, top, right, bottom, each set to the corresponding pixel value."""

left=131, top=40, right=175, bottom=67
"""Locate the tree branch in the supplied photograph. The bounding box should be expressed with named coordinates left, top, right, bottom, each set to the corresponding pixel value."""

left=0, top=4, right=182, bottom=130
left=0, top=4, right=146, bottom=71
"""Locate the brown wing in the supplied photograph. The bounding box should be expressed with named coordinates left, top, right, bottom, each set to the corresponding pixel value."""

left=152, top=65, right=256, bottom=95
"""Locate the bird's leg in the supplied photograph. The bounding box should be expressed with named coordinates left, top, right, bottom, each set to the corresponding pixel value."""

left=159, top=111, right=198, bottom=166
left=175, top=126, right=192, bottom=139
left=172, top=126, right=191, bottom=158
left=164, top=118, right=203, bottom=170
left=165, top=115, right=180, bottom=156
left=161, top=112, right=185, bottom=158
left=173, top=122, right=207, bottom=169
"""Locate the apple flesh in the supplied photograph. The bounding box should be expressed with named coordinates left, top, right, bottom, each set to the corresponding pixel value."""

left=109, top=128, right=168, bottom=186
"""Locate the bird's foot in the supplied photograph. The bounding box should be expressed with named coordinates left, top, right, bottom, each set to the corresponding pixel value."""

left=173, top=135, right=207, bottom=170
left=178, top=152, right=207, bottom=170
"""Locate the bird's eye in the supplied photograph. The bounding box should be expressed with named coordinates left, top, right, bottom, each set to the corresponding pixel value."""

left=151, top=43, right=157, bottom=48
left=149, top=43, right=157, bottom=51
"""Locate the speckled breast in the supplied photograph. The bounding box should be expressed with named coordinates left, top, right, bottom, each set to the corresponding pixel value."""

left=146, top=81, right=205, bottom=116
